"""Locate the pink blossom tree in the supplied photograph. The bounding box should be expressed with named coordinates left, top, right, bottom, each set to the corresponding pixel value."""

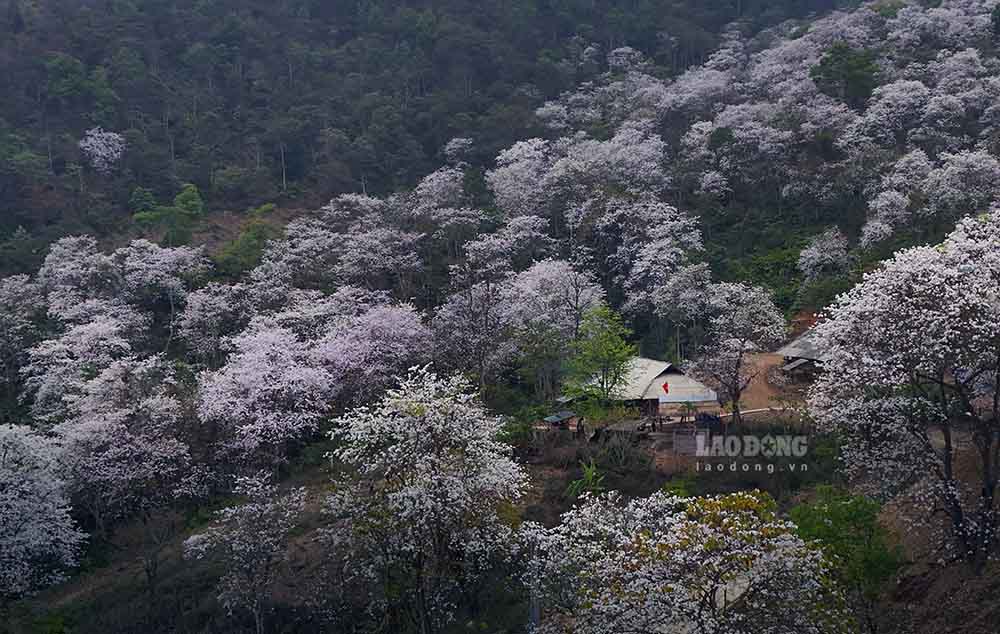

left=53, top=355, right=195, bottom=537
left=197, top=323, right=335, bottom=467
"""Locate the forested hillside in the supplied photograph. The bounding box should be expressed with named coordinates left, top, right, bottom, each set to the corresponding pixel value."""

left=0, top=0, right=850, bottom=272
left=6, top=1, right=1000, bottom=633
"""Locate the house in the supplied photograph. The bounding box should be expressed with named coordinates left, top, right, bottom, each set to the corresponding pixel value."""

left=616, top=357, right=718, bottom=417
left=776, top=329, right=830, bottom=374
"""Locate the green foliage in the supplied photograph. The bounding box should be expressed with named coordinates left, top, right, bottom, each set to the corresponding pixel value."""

left=729, top=245, right=803, bottom=312
left=572, top=398, right=639, bottom=426
left=213, top=205, right=279, bottom=279
left=497, top=417, right=535, bottom=448
left=0, top=226, right=45, bottom=274
left=44, top=53, right=89, bottom=103
left=797, top=274, right=854, bottom=311
left=25, top=612, right=71, bottom=634
left=566, top=304, right=637, bottom=401
left=662, top=472, right=698, bottom=497
left=791, top=486, right=905, bottom=632
left=810, top=42, right=880, bottom=110
left=873, top=1, right=907, bottom=18
left=565, top=459, right=606, bottom=499
left=128, top=186, right=156, bottom=214
left=134, top=183, right=205, bottom=246
left=0, top=126, right=46, bottom=187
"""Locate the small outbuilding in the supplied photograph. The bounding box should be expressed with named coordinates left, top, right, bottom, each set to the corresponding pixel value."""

left=542, top=410, right=578, bottom=428
left=776, top=329, right=830, bottom=374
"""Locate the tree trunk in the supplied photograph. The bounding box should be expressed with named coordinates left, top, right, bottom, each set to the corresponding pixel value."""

left=280, top=142, right=287, bottom=192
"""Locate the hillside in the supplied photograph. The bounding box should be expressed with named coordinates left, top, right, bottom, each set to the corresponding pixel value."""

left=5, top=1, right=1000, bottom=634
left=0, top=0, right=852, bottom=273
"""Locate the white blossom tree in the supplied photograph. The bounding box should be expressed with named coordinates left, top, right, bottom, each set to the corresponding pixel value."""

left=486, top=138, right=554, bottom=218
left=1, top=424, right=85, bottom=605
left=523, top=490, right=849, bottom=634
left=442, top=137, right=474, bottom=165
left=22, top=307, right=148, bottom=424
left=323, top=367, right=528, bottom=633
left=78, top=127, right=125, bottom=175
left=688, top=283, right=786, bottom=424
left=0, top=275, right=43, bottom=401
left=36, top=235, right=117, bottom=322
left=433, top=280, right=517, bottom=395
left=177, top=282, right=250, bottom=367
left=504, top=260, right=605, bottom=399
left=809, top=208, right=1000, bottom=571
left=184, top=473, right=305, bottom=634
left=798, top=227, right=850, bottom=285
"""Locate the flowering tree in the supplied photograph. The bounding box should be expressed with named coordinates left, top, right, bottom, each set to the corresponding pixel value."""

left=54, top=355, right=195, bottom=537
left=455, top=215, right=554, bottom=287
left=798, top=227, right=850, bottom=285
left=0, top=424, right=85, bottom=605
left=411, top=166, right=466, bottom=213
left=809, top=209, right=1000, bottom=571
left=504, top=260, right=604, bottom=399
left=922, top=150, right=1000, bottom=221
left=486, top=138, right=553, bottom=217
left=35, top=236, right=203, bottom=328
left=442, top=137, right=473, bottom=165
left=433, top=280, right=517, bottom=395
left=314, top=303, right=432, bottom=405
left=109, top=239, right=206, bottom=312
left=0, top=275, right=43, bottom=401
left=335, top=226, right=424, bottom=297
left=323, top=368, right=528, bottom=633
left=197, top=323, right=334, bottom=467
left=22, top=307, right=148, bottom=424
left=184, top=473, right=305, bottom=634
left=36, top=235, right=117, bottom=322
left=78, top=127, right=125, bottom=175
left=688, top=283, right=786, bottom=424
left=601, top=196, right=703, bottom=315
left=523, top=490, right=849, bottom=634
left=177, top=282, right=249, bottom=366
left=198, top=290, right=432, bottom=466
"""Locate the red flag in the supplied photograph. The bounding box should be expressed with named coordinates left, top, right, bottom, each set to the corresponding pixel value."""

left=662, top=381, right=669, bottom=394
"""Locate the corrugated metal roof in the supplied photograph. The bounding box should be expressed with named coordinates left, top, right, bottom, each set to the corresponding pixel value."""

left=776, top=329, right=829, bottom=362
left=618, top=357, right=673, bottom=400
left=615, top=357, right=718, bottom=404
left=649, top=374, right=718, bottom=403
left=781, top=357, right=811, bottom=372
left=543, top=410, right=577, bottom=423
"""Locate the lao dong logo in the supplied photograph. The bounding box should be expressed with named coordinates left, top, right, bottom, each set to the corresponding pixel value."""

left=695, top=434, right=808, bottom=459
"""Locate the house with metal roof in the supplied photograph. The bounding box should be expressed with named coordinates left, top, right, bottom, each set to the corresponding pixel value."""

left=615, top=357, right=718, bottom=416
left=776, top=329, right=830, bottom=372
